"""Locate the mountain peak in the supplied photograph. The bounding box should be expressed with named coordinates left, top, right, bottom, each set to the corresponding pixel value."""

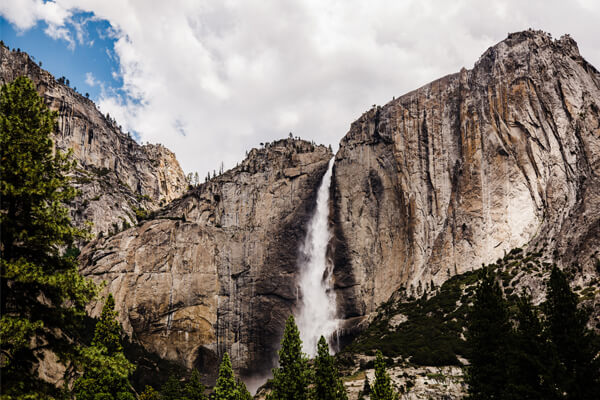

left=474, top=29, right=588, bottom=73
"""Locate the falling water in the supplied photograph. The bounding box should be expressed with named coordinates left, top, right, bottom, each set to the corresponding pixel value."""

left=296, top=159, right=339, bottom=357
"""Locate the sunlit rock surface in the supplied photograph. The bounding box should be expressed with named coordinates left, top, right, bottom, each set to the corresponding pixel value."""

left=331, top=30, right=600, bottom=325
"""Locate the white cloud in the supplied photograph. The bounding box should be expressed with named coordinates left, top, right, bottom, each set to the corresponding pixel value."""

left=0, top=0, right=71, bottom=32
left=1, top=0, right=599, bottom=176
left=44, top=23, right=74, bottom=49
left=85, top=72, right=98, bottom=86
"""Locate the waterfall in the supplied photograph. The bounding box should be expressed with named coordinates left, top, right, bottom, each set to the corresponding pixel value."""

left=296, top=159, right=338, bottom=357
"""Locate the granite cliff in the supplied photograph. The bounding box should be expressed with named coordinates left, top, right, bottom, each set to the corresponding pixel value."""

left=79, top=139, right=332, bottom=381
left=331, top=31, right=600, bottom=330
left=0, top=44, right=187, bottom=236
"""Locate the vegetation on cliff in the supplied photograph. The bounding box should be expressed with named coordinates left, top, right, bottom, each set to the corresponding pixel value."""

left=341, top=248, right=600, bottom=398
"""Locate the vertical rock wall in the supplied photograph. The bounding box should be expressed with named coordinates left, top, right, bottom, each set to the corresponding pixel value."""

left=0, top=44, right=187, bottom=235
left=79, top=140, right=332, bottom=379
left=331, top=31, right=600, bottom=323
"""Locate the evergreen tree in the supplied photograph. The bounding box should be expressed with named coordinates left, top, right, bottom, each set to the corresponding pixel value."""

left=507, top=296, right=557, bottom=399
left=214, top=353, right=239, bottom=400
left=184, top=369, right=208, bottom=400
left=465, top=268, right=512, bottom=399
left=73, top=294, right=135, bottom=400
left=358, top=375, right=371, bottom=399
left=161, top=375, right=184, bottom=400
left=91, top=294, right=123, bottom=354
left=313, top=336, right=348, bottom=400
left=139, top=386, right=161, bottom=400
left=545, top=266, right=600, bottom=399
left=236, top=380, right=253, bottom=400
left=267, top=315, right=310, bottom=400
left=371, top=351, right=397, bottom=400
left=0, top=76, right=97, bottom=397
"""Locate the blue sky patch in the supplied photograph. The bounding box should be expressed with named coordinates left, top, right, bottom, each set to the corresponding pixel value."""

left=1, top=12, right=121, bottom=102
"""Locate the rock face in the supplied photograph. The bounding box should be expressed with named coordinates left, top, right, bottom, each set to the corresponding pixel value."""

left=79, top=139, right=332, bottom=379
left=331, top=30, right=600, bottom=323
left=0, top=44, right=187, bottom=236
left=7, top=30, right=599, bottom=392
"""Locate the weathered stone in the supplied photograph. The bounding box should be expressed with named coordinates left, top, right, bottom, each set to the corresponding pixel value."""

left=0, top=44, right=187, bottom=236
left=331, top=30, right=600, bottom=327
left=79, top=139, right=332, bottom=380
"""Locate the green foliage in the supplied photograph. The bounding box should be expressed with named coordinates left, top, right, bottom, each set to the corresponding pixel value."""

left=161, top=375, right=184, bottom=400
left=73, top=294, right=135, bottom=400
left=132, top=206, right=149, bottom=221
left=92, top=294, right=124, bottom=354
left=139, top=386, right=161, bottom=400
left=371, top=351, right=397, bottom=400
left=313, top=336, right=348, bottom=400
left=0, top=76, right=97, bottom=397
left=236, top=380, right=253, bottom=400
left=465, top=264, right=600, bottom=399
left=344, top=250, right=550, bottom=366
left=184, top=369, right=208, bottom=400
left=506, top=296, right=556, bottom=399
left=267, top=315, right=310, bottom=400
left=545, top=267, right=600, bottom=399
left=344, top=271, right=479, bottom=365
left=466, top=268, right=512, bottom=399
left=343, top=248, right=599, bottom=398
left=214, top=353, right=238, bottom=400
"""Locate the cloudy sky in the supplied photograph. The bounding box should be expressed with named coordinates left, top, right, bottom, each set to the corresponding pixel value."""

left=2, top=0, right=599, bottom=176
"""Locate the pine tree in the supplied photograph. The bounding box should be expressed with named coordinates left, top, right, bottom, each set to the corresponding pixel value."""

left=313, top=336, right=348, bottom=400
left=184, top=369, right=208, bottom=400
left=545, top=266, right=600, bottom=399
left=214, top=352, right=239, bottom=400
left=73, top=294, right=135, bottom=400
left=0, top=76, right=97, bottom=397
left=237, top=380, right=253, bottom=400
left=507, top=296, right=557, bottom=399
left=139, top=385, right=161, bottom=400
left=371, top=351, right=397, bottom=400
left=358, top=375, right=371, bottom=399
left=91, top=294, right=123, bottom=353
left=161, top=375, right=184, bottom=400
left=465, top=268, right=512, bottom=399
left=267, top=315, right=310, bottom=400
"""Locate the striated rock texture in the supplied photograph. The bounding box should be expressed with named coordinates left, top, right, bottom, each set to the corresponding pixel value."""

left=0, top=44, right=187, bottom=236
left=331, top=30, right=600, bottom=323
left=79, top=139, right=332, bottom=379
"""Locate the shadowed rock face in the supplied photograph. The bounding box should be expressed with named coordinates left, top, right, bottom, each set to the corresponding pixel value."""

left=79, top=139, right=332, bottom=379
left=331, top=30, right=600, bottom=325
left=0, top=44, right=187, bottom=236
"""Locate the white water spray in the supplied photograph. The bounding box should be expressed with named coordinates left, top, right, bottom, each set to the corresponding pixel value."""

left=296, top=159, right=339, bottom=357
